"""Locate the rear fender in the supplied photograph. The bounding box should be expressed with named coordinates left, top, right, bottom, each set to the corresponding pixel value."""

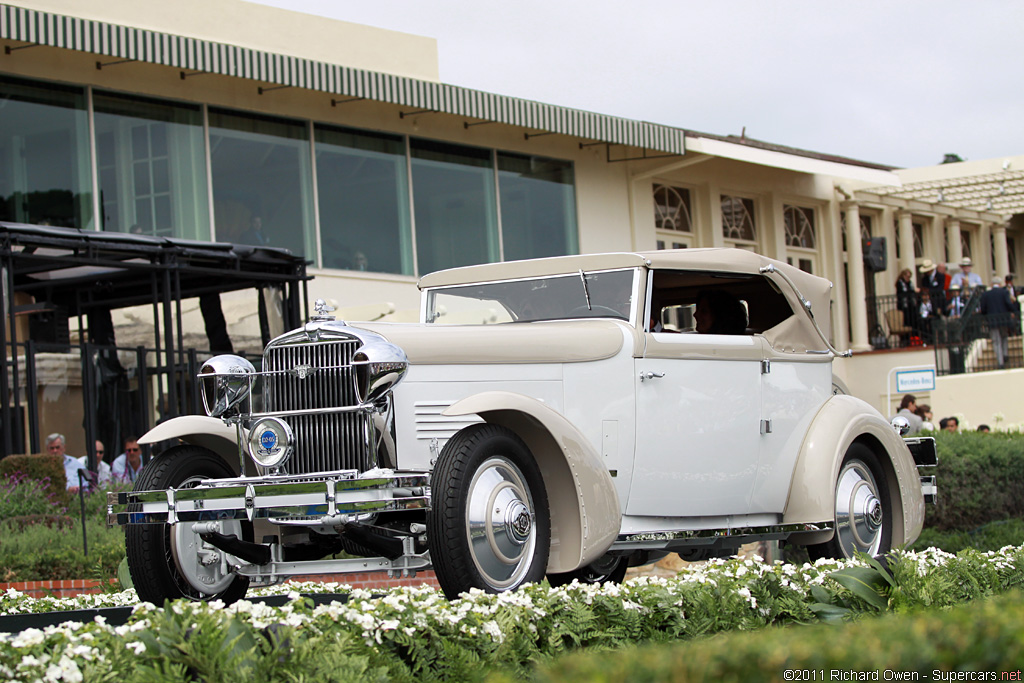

left=784, top=394, right=925, bottom=547
left=139, top=416, right=245, bottom=477
left=443, top=391, right=621, bottom=573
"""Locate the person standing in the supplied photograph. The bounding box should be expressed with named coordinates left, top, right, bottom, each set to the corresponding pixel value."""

left=896, top=268, right=917, bottom=329
left=980, top=278, right=1017, bottom=369
left=47, top=432, right=88, bottom=493
left=111, top=436, right=144, bottom=483
left=951, top=257, right=983, bottom=289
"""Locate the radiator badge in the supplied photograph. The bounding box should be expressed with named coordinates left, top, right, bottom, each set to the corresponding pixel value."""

left=291, top=364, right=315, bottom=379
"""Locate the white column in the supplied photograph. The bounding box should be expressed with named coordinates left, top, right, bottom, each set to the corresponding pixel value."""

left=844, top=202, right=870, bottom=351
left=947, top=218, right=963, bottom=267
left=897, top=211, right=915, bottom=276
left=993, top=223, right=1010, bottom=280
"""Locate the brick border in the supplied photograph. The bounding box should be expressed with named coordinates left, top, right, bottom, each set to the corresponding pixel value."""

left=1, top=572, right=439, bottom=600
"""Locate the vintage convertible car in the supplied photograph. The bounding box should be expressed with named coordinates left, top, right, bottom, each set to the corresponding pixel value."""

left=109, top=249, right=936, bottom=602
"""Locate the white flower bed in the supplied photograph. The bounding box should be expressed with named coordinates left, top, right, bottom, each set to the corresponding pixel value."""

left=0, top=546, right=1018, bottom=683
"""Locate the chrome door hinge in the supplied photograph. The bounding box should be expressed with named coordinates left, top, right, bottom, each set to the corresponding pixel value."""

left=761, top=359, right=771, bottom=374
left=760, top=419, right=773, bottom=435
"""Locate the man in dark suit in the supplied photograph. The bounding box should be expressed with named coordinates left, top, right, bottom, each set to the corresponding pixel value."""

left=980, top=279, right=1018, bottom=369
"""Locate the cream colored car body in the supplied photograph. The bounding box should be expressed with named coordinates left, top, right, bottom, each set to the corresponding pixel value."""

left=139, top=248, right=927, bottom=578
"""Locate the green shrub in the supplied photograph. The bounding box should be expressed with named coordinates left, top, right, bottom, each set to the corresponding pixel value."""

left=527, top=589, right=1024, bottom=682
left=0, top=454, right=69, bottom=507
left=911, top=518, right=1024, bottom=553
left=0, top=517, right=124, bottom=582
left=0, top=470, right=67, bottom=519
left=925, top=431, right=1024, bottom=530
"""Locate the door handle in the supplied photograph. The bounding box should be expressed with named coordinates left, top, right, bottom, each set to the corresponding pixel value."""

left=639, top=371, right=665, bottom=382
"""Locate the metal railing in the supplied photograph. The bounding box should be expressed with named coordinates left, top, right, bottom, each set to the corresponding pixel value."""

left=1, top=338, right=260, bottom=463
left=866, top=286, right=1022, bottom=375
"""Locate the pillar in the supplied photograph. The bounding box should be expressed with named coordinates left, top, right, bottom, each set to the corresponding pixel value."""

left=993, top=223, right=1010, bottom=280
left=844, top=202, right=870, bottom=351
left=897, top=211, right=915, bottom=276
left=947, top=218, right=963, bottom=267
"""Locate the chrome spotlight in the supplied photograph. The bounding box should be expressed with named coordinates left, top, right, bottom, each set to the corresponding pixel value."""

left=890, top=415, right=910, bottom=436
left=352, top=342, right=408, bottom=404
left=199, top=355, right=256, bottom=418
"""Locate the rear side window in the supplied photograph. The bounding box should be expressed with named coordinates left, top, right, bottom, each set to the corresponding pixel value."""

left=649, top=270, right=794, bottom=334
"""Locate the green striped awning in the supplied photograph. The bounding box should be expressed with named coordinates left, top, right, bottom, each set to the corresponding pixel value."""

left=0, top=4, right=686, bottom=155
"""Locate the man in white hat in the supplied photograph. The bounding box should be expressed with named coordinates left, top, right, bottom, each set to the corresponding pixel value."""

left=919, top=259, right=946, bottom=314
left=951, top=257, right=983, bottom=289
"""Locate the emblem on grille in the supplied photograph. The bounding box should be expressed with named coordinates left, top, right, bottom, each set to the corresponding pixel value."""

left=291, top=364, right=315, bottom=379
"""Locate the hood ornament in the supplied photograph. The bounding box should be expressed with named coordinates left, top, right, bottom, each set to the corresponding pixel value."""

left=311, top=298, right=336, bottom=321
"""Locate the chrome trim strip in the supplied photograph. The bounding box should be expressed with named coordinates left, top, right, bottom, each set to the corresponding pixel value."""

left=613, top=521, right=833, bottom=547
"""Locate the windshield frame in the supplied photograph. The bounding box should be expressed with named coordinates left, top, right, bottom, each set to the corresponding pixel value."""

left=421, top=267, right=643, bottom=326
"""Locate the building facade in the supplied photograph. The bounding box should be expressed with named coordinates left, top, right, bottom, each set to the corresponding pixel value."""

left=2, top=0, right=1022, bottom=437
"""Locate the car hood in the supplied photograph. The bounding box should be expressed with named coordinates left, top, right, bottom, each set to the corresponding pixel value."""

left=350, top=320, right=629, bottom=364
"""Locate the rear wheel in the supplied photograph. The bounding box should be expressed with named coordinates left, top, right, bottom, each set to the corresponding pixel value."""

left=428, top=424, right=550, bottom=599
left=126, top=445, right=251, bottom=604
left=808, top=443, right=892, bottom=560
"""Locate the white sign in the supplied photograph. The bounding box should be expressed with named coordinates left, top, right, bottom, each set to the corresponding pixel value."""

left=896, top=368, right=936, bottom=393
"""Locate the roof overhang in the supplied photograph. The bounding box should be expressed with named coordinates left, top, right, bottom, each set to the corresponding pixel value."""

left=0, top=3, right=685, bottom=156
left=685, top=136, right=902, bottom=185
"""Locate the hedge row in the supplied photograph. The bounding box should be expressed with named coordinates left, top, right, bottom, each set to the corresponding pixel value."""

left=527, top=588, right=1024, bottom=682
left=925, top=431, right=1024, bottom=530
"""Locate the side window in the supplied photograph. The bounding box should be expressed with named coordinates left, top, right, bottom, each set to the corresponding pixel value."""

left=648, top=270, right=794, bottom=335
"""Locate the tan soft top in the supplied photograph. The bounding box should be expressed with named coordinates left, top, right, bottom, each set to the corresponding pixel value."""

left=416, top=249, right=836, bottom=354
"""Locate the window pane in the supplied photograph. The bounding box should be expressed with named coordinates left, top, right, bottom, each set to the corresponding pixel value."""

left=721, top=195, right=756, bottom=242
left=314, top=125, right=412, bottom=274
left=783, top=205, right=816, bottom=248
left=653, top=184, right=692, bottom=232
left=497, top=152, right=577, bottom=261
left=411, top=139, right=498, bottom=274
left=208, top=108, right=313, bottom=258
left=93, top=91, right=209, bottom=239
left=0, top=76, right=92, bottom=228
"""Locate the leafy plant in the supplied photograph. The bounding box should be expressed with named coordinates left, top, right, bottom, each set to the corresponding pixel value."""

left=0, top=472, right=66, bottom=519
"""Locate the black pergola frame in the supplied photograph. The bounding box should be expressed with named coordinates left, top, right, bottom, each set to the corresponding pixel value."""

left=0, top=222, right=310, bottom=460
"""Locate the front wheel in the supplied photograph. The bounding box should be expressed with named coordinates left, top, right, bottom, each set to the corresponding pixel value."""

left=427, top=424, right=550, bottom=599
left=126, top=445, right=251, bottom=604
left=808, top=443, right=893, bottom=560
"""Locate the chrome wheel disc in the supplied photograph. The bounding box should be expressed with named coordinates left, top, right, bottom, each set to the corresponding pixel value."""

left=834, top=459, right=885, bottom=557
left=170, top=475, right=242, bottom=595
left=466, top=456, right=538, bottom=590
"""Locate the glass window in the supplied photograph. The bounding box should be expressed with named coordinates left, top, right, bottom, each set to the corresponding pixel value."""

left=497, top=152, right=577, bottom=262
left=208, top=109, right=314, bottom=259
left=721, top=195, right=756, bottom=243
left=654, top=185, right=692, bottom=233
left=961, top=229, right=972, bottom=260
left=426, top=269, right=637, bottom=325
left=315, top=125, right=412, bottom=274
left=93, top=92, right=209, bottom=240
left=411, top=139, right=498, bottom=275
left=0, top=76, right=92, bottom=228
left=783, top=205, right=816, bottom=249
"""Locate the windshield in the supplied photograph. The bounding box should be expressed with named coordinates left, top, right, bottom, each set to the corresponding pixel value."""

left=424, top=268, right=638, bottom=325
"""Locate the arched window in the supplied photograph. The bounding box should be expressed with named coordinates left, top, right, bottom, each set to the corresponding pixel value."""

left=721, top=195, right=756, bottom=243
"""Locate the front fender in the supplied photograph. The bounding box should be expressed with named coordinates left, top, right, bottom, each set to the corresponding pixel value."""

left=443, top=391, right=620, bottom=573
left=783, top=394, right=925, bottom=548
left=139, top=416, right=245, bottom=477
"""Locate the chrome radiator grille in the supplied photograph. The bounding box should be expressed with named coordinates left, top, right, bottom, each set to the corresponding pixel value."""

left=263, top=339, right=372, bottom=475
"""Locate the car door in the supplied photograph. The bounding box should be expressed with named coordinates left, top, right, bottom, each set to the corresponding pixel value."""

left=629, top=331, right=764, bottom=517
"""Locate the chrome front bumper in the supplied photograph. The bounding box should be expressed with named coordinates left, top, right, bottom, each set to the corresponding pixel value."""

left=107, top=469, right=430, bottom=527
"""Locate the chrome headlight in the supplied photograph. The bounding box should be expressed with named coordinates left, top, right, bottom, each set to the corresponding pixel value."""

left=352, top=342, right=408, bottom=404
left=248, top=417, right=293, bottom=469
left=199, top=355, right=255, bottom=418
